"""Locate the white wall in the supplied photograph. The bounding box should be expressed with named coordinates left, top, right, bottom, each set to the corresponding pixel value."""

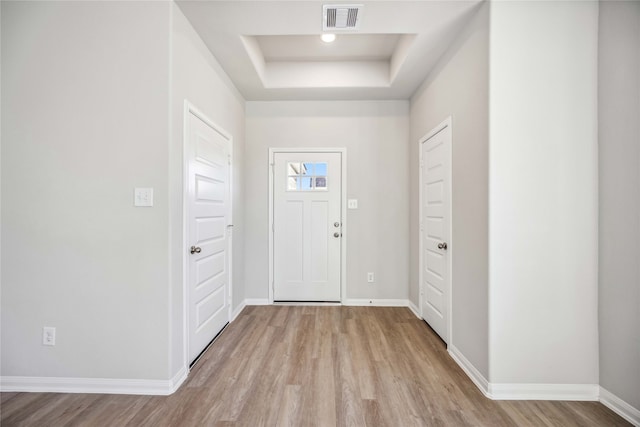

left=0, top=0, right=247, bottom=385
left=170, top=4, right=246, bottom=376
left=489, top=1, right=599, bottom=385
left=1, top=1, right=172, bottom=379
left=409, top=2, right=489, bottom=378
left=598, top=0, right=640, bottom=410
left=245, top=101, right=409, bottom=302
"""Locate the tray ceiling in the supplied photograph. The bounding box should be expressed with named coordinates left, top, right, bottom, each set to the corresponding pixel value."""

left=176, top=1, right=483, bottom=101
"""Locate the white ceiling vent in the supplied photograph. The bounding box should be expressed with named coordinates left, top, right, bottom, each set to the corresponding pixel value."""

left=323, top=4, right=363, bottom=31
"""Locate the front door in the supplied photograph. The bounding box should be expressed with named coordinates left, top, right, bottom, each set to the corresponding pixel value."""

left=187, top=109, right=231, bottom=364
left=273, top=152, right=342, bottom=301
left=420, top=120, right=451, bottom=343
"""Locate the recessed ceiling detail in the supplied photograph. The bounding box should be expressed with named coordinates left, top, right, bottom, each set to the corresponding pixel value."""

left=323, top=4, right=363, bottom=31
left=256, top=34, right=401, bottom=62
left=242, top=33, right=413, bottom=90
left=176, top=1, right=484, bottom=100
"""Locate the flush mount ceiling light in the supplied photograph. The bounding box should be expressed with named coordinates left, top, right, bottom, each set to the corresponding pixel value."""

left=321, top=33, right=336, bottom=43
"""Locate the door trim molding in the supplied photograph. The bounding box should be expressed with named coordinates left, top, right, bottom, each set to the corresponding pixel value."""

left=268, top=147, right=347, bottom=304
left=418, top=116, right=453, bottom=344
left=183, top=101, right=233, bottom=370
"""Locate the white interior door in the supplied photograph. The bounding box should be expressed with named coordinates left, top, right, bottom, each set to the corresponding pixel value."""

left=420, top=120, right=451, bottom=343
left=187, top=109, right=231, bottom=364
left=273, top=152, right=342, bottom=301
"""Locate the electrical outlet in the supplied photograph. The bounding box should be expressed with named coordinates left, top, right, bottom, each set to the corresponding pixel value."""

left=367, top=272, right=375, bottom=283
left=43, top=327, right=56, bottom=346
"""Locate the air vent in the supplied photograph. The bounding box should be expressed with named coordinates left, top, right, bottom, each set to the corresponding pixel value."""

left=323, top=4, right=363, bottom=31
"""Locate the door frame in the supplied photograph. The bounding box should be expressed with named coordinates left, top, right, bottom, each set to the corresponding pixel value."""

left=268, top=147, right=347, bottom=304
left=182, top=101, right=233, bottom=368
left=418, top=117, right=453, bottom=344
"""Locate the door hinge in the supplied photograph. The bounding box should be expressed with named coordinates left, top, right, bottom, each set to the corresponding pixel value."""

left=272, top=222, right=274, bottom=232
left=228, top=155, right=231, bottom=166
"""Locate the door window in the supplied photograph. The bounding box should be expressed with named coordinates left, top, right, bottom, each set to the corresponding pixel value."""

left=286, top=162, right=328, bottom=191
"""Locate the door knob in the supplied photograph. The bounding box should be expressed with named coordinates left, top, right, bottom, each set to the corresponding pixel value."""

left=190, top=246, right=201, bottom=254
left=334, top=222, right=340, bottom=227
left=437, top=242, right=448, bottom=250
left=333, top=232, right=341, bottom=238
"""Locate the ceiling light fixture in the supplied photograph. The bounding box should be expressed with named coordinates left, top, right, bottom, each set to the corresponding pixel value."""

left=321, top=33, right=336, bottom=43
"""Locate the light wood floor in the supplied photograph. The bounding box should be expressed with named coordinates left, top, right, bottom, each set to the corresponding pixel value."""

left=1, top=306, right=630, bottom=426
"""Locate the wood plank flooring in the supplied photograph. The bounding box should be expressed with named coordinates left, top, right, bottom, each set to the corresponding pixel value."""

left=1, top=306, right=631, bottom=426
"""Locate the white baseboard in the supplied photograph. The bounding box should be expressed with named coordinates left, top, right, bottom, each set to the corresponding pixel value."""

left=169, top=366, right=189, bottom=394
left=407, top=300, right=421, bottom=318
left=0, top=366, right=188, bottom=396
left=242, top=298, right=414, bottom=309
left=273, top=302, right=341, bottom=306
left=600, top=387, right=640, bottom=426
left=448, top=346, right=602, bottom=403
left=342, top=298, right=410, bottom=307
left=449, top=350, right=638, bottom=424
left=488, top=383, right=599, bottom=401
left=244, top=298, right=418, bottom=312
left=448, top=345, right=490, bottom=397
left=244, top=298, right=270, bottom=305
left=231, top=300, right=247, bottom=321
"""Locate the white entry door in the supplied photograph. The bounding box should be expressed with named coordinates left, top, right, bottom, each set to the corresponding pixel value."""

left=420, top=119, right=451, bottom=343
left=187, top=109, right=231, bottom=364
left=273, top=152, right=342, bottom=301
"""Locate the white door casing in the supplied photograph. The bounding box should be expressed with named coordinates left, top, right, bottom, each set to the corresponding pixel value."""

left=185, top=104, right=232, bottom=365
left=271, top=151, right=343, bottom=302
left=419, top=118, right=452, bottom=344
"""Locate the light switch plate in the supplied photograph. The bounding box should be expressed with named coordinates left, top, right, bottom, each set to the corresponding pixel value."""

left=43, top=327, right=56, bottom=346
left=348, top=199, right=358, bottom=209
left=134, top=188, right=154, bottom=207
